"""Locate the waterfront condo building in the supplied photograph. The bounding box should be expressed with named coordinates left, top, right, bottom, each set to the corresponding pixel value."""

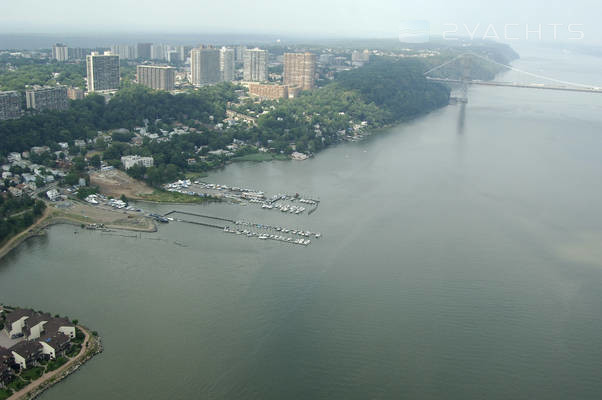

left=137, top=65, right=176, bottom=91
left=0, top=91, right=22, bottom=120
left=220, top=47, right=236, bottom=82
left=86, top=52, right=120, bottom=92
left=283, top=52, right=317, bottom=90
left=243, top=48, right=268, bottom=82
left=190, top=47, right=221, bottom=86
left=25, top=86, right=69, bottom=112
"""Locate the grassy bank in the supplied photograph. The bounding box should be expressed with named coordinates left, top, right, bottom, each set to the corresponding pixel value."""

left=231, top=153, right=289, bottom=162
left=184, top=172, right=209, bottom=180
left=140, top=190, right=219, bottom=204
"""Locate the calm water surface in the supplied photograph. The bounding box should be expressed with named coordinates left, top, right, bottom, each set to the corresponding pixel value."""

left=1, top=46, right=602, bottom=399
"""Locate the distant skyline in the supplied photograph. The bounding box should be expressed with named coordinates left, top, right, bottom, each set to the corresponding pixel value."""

left=1, top=0, right=601, bottom=45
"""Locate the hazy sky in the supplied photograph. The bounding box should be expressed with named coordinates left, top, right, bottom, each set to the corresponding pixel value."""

left=2, top=0, right=601, bottom=44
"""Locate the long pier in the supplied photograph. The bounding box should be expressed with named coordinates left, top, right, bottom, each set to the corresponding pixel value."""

left=164, top=210, right=235, bottom=223
left=176, top=219, right=225, bottom=230
left=426, top=77, right=602, bottom=94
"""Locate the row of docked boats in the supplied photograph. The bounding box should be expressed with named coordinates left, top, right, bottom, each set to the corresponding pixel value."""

left=223, top=227, right=311, bottom=246
left=261, top=203, right=306, bottom=214
left=235, top=220, right=322, bottom=239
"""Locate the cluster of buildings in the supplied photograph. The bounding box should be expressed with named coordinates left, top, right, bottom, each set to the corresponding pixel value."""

left=244, top=51, right=316, bottom=100
left=1, top=146, right=71, bottom=197
left=110, top=43, right=187, bottom=63
left=52, top=42, right=187, bottom=63
left=0, top=306, right=77, bottom=388
left=1, top=41, right=379, bottom=121
left=0, top=85, right=72, bottom=120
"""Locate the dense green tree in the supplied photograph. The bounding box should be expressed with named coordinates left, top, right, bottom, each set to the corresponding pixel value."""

left=89, top=154, right=101, bottom=168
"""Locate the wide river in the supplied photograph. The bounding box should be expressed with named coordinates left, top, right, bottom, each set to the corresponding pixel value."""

left=2, top=45, right=602, bottom=399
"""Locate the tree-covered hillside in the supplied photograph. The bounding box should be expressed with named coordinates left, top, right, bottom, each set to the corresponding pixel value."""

left=335, top=57, right=451, bottom=122
left=0, top=83, right=239, bottom=155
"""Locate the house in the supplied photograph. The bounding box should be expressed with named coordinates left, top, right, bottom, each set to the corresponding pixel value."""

left=7, top=152, right=21, bottom=163
left=21, top=173, right=36, bottom=183
left=46, top=189, right=60, bottom=201
left=44, top=317, right=76, bottom=340
left=23, top=313, right=51, bottom=340
left=121, top=155, right=154, bottom=170
left=3, top=308, right=34, bottom=338
left=39, top=331, right=71, bottom=360
left=8, top=187, right=22, bottom=197
left=0, top=347, right=14, bottom=388
left=30, top=146, right=50, bottom=155
left=291, top=152, right=309, bottom=161
left=10, top=341, right=43, bottom=369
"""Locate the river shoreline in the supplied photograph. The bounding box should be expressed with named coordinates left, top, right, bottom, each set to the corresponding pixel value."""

left=0, top=206, right=157, bottom=263
left=0, top=98, right=453, bottom=264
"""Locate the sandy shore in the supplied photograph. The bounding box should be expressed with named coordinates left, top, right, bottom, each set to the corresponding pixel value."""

left=0, top=201, right=157, bottom=262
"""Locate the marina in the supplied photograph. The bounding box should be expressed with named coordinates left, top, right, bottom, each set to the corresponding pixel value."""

left=163, top=210, right=322, bottom=247
left=164, top=179, right=320, bottom=215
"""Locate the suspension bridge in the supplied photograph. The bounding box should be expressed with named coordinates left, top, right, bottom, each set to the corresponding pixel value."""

left=424, top=53, right=602, bottom=102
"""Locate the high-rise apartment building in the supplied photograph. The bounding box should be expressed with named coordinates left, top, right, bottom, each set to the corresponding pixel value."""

left=220, top=47, right=235, bottom=82
left=137, top=43, right=152, bottom=60
left=190, top=47, right=221, bottom=86
left=151, top=44, right=168, bottom=60
left=235, top=45, right=247, bottom=63
left=52, top=43, right=69, bottom=62
left=137, top=65, right=176, bottom=91
left=0, top=91, right=22, bottom=120
left=167, top=51, right=179, bottom=64
left=111, top=44, right=136, bottom=60
left=25, top=86, right=69, bottom=112
left=86, top=52, right=120, bottom=92
left=243, top=48, right=268, bottom=82
left=283, top=52, right=317, bottom=90
left=68, top=47, right=86, bottom=60
left=177, top=46, right=187, bottom=62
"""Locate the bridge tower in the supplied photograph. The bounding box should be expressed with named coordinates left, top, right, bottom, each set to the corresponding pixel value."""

left=458, top=54, right=470, bottom=103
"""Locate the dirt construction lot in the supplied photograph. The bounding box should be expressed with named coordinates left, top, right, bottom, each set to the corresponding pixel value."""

left=90, top=169, right=154, bottom=199
left=52, top=201, right=156, bottom=232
